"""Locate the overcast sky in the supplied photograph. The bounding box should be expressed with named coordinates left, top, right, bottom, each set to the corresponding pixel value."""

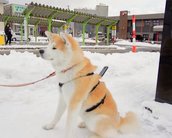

left=9, top=0, right=166, bottom=16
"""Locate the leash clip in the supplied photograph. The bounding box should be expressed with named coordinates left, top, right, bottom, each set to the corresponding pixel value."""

left=99, top=66, right=108, bottom=77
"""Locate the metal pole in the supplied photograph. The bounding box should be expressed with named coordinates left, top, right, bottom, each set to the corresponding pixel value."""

left=34, top=24, right=38, bottom=42
left=82, top=23, right=86, bottom=46
left=23, top=7, right=35, bottom=43
left=20, top=23, right=23, bottom=43
left=24, top=16, right=28, bottom=43
left=96, top=24, right=101, bottom=45
left=106, top=26, right=110, bottom=45
left=155, top=0, right=172, bottom=104
left=82, top=18, right=91, bottom=46
left=132, top=15, right=136, bottom=42
left=48, top=18, right=52, bottom=32
left=132, top=15, right=137, bottom=52
left=34, top=21, right=40, bottom=42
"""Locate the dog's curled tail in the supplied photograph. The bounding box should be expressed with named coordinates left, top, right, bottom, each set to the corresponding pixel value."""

left=118, top=111, right=140, bottom=134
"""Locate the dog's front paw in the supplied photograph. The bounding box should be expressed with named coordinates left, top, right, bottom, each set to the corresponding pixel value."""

left=42, top=123, right=55, bottom=130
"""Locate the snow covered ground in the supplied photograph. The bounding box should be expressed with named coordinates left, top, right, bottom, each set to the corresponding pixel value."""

left=0, top=46, right=172, bottom=138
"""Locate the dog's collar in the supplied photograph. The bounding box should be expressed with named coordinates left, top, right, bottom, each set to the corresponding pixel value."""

left=61, top=63, right=79, bottom=73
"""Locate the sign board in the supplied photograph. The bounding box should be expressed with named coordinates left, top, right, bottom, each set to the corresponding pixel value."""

left=112, top=25, right=116, bottom=30
left=121, top=11, right=128, bottom=16
left=63, top=24, right=69, bottom=30
left=12, top=4, right=26, bottom=15
left=112, top=30, right=116, bottom=37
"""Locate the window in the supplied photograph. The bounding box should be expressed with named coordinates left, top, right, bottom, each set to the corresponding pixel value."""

left=153, top=20, right=160, bottom=26
left=145, top=20, right=151, bottom=25
left=136, top=20, right=142, bottom=27
left=29, top=27, right=34, bottom=36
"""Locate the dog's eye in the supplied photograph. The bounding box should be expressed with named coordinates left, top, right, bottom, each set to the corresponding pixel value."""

left=52, top=47, right=56, bottom=50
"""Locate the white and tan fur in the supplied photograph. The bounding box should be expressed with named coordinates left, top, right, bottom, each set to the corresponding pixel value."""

left=40, top=31, right=139, bottom=138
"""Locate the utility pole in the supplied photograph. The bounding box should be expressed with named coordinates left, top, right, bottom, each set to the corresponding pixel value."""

left=155, top=0, right=172, bottom=104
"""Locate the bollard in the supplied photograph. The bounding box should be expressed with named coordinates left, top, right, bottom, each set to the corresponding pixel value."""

left=0, top=35, right=5, bottom=45
left=132, top=46, right=137, bottom=52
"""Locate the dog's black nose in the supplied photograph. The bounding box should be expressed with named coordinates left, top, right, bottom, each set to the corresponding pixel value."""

left=39, top=49, right=44, bottom=54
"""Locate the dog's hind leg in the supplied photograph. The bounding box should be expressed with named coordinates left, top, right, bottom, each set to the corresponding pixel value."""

left=43, top=93, right=66, bottom=130
left=87, top=115, right=118, bottom=138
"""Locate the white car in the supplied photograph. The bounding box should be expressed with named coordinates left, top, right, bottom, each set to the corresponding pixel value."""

left=12, top=32, right=27, bottom=41
left=12, top=32, right=48, bottom=43
left=0, top=31, right=5, bottom=35
left=29, top=36, right=49, bottom=43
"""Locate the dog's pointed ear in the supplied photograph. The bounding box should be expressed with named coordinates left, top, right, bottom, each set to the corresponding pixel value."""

left=60, top=32, right=70, bottom=46
left=45, top=31, right=53, bottom=40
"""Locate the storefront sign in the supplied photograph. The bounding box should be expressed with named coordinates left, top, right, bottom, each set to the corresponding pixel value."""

left=12, top=4, right=26, bottom=15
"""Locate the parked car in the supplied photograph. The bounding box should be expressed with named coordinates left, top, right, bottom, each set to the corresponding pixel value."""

left=29, top=36, right=48, bottom=43
left=37, top=36, right=49, bottom=43
left=12, top=32, right=26, bottom=41
left=0, top=31, right=5, bottom=35
left=130, top=34, right=144, bottom=42
left=11, top=32, right=48, bottom=43
left=92, top=32, right=105, bottom=41
left=136, top=35, right=144, bottom=42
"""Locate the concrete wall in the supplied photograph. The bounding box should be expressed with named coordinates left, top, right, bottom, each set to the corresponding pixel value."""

left=0, top=1, right=9, bottom=31
left=0, top=3, right=4, bottom=31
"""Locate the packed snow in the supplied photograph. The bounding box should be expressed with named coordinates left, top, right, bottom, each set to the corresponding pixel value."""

left=0, top=48, right=172, bottom=138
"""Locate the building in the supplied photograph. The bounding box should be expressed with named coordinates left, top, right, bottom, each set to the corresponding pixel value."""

left=3, top=3, right=60, bottom=37
left=0, top=0, right=8, bottom=31
left=1, top=2, right=165, bottom=42
left=95, top=3, right=108, bottom=17
left=118, top=11, right=129, bottom=39
left=2, top=4, right=36, bottom=36
left=74, top=3, right=108, bottom=37
left=110, top=13, right=164, bottom=41
left=74, top=3, right=108, bottom=17
left=1, top=3, right=110, bottom=38
left=3, top=3, right=27, bottom=16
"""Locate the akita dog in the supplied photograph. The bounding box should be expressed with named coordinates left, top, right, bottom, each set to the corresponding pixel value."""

left=39, top=31, right=139, bottom=138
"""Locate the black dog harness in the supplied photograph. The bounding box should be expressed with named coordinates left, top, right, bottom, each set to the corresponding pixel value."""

left=58, top=66, right=108, bottom=112
left=85, top=94, right=106, bottom=112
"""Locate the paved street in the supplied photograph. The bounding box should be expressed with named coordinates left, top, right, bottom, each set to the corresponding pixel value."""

left=0, top=44, right=160, bottom=56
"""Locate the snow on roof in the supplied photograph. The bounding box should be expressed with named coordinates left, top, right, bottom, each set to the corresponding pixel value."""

left=153, top=25, right=163, bottom=29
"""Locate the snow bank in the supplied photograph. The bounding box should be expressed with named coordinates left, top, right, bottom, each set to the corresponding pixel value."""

left=0, top=51, right=172, bottom=138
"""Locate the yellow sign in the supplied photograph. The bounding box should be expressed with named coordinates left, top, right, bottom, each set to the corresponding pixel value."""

left=0, top=35, right=5, bottom=45
left=63, top=25, right=69, bottom=30
left=112, top=26, right=116, bottom=30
